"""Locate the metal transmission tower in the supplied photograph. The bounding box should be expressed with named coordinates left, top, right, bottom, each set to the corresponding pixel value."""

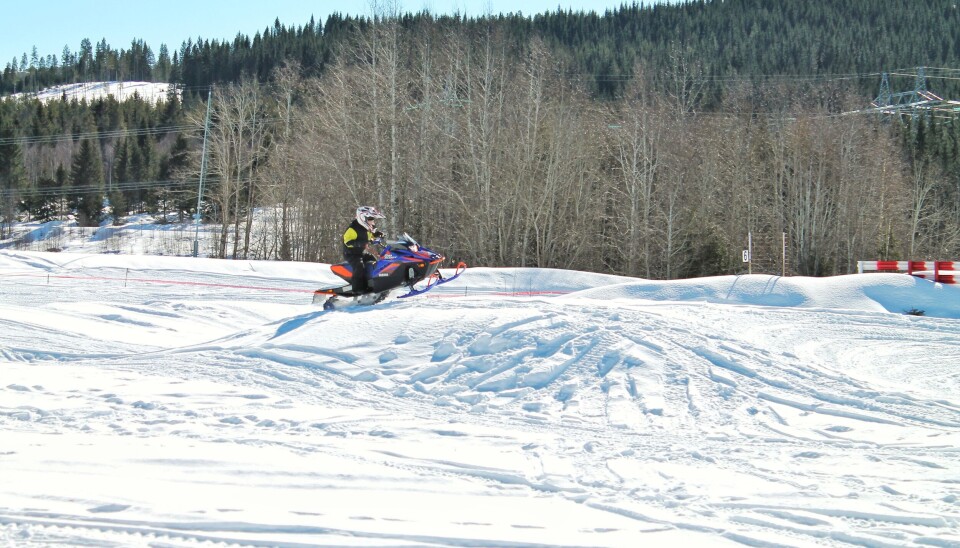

left=864, top=67, right=960, bottom=119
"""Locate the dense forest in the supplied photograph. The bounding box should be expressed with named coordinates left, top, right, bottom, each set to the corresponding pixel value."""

left=1, top=0, right=959, bottom=278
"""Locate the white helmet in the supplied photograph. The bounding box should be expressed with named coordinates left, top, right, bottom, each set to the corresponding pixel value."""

left=356, top=205, right=385, bottom=232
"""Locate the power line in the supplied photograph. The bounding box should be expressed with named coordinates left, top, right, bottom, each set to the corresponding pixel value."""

left=842, top=66, right=960, bottom=119
left=0, top=68, right=949, bottom=148
left=0, top=113, right=300, bottom=146
left=0, top=110, right=307, bottom=147
left=0, top=178, right=209, bottom=199
left=0, top=124, right=202, bottom=146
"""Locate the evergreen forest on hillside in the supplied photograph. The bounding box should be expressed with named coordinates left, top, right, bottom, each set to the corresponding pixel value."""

left=1, top=0, right=959, bottom=278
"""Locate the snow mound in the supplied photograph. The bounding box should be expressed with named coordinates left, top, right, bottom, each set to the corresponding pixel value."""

left=563, top=272, right=960, bottom=318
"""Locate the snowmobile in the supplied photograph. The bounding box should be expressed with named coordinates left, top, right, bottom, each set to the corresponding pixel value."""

left=313, top=233, right=466, bottom=310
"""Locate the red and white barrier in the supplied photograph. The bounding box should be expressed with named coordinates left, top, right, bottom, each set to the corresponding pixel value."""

left=857, top=260, right=957, bottom=284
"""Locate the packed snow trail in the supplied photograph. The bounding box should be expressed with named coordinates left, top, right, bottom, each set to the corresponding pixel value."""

left=0, top=250, right=958, bottom=547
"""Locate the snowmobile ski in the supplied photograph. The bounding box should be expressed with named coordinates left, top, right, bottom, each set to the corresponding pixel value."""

left=396, top=261, right=466, bottom=298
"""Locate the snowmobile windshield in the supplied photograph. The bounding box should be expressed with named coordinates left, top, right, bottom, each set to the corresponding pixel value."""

left=398, top=233, right=419, bottom=251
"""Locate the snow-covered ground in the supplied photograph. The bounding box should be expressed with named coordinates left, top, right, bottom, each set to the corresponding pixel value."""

left=3, top=216, right=217, bottom=257
left=1, top=228, right=959, bottom=546
left=5, top=81, right=178, bottom=104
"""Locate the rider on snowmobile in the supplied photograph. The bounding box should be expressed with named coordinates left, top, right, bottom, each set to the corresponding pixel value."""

left=343, top=206, right=386, bottom=294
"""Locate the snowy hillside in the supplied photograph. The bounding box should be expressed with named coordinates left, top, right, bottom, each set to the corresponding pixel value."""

left=5, top=81, right=178, bottom=104
left=0, top=248, right=958, bottom=547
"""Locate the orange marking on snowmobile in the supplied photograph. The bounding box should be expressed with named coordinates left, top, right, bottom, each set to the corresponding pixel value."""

left=331, top=264, right=352, bottom=278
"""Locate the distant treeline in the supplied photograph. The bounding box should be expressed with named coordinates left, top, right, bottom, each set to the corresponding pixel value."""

left=4, top=0, right=960, bottom=99
left=1, top=0, right=959, bottom=277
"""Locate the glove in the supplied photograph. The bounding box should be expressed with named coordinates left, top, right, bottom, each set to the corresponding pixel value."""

left=373, top=230, right=385, bottom=240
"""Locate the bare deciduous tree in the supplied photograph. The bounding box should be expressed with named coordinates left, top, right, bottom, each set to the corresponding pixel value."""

left=191, top=78, right=271, bottom=259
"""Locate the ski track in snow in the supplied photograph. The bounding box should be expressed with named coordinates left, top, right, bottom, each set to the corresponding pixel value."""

left=0, top=252, right=958, bottom=547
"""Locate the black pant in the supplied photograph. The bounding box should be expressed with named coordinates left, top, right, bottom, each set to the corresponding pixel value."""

left=347, top=254, right=375, bottom=294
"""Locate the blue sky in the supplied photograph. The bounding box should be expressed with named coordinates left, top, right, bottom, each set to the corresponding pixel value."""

left=4, top=0, right=652, bottom=66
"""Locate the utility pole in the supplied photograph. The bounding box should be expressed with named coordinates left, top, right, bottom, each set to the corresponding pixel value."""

left=193, top=89, right=212, bottom=258
left=782, top=232, right=787, bottom=276
left=742, top=232, right=753, bottom=275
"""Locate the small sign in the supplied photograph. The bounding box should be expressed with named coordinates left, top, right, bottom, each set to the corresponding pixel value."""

left=742, top=250, right=750, bottom=262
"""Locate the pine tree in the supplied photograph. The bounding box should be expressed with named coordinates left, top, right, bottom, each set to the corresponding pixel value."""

left=78, top=38, right=93, bottom=82
left=54, top=165, right=68, bottom=219
left=158, top=133, right=190, bottom=221
left=156, top=45, right=172, bottom=82
left=69, top=139, right=105, bottom=226
left=24, top=176, right=59, bottom=222
left=109, top=139, right=130, bottom=222
left=0, top=123, right=26, bottom=236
